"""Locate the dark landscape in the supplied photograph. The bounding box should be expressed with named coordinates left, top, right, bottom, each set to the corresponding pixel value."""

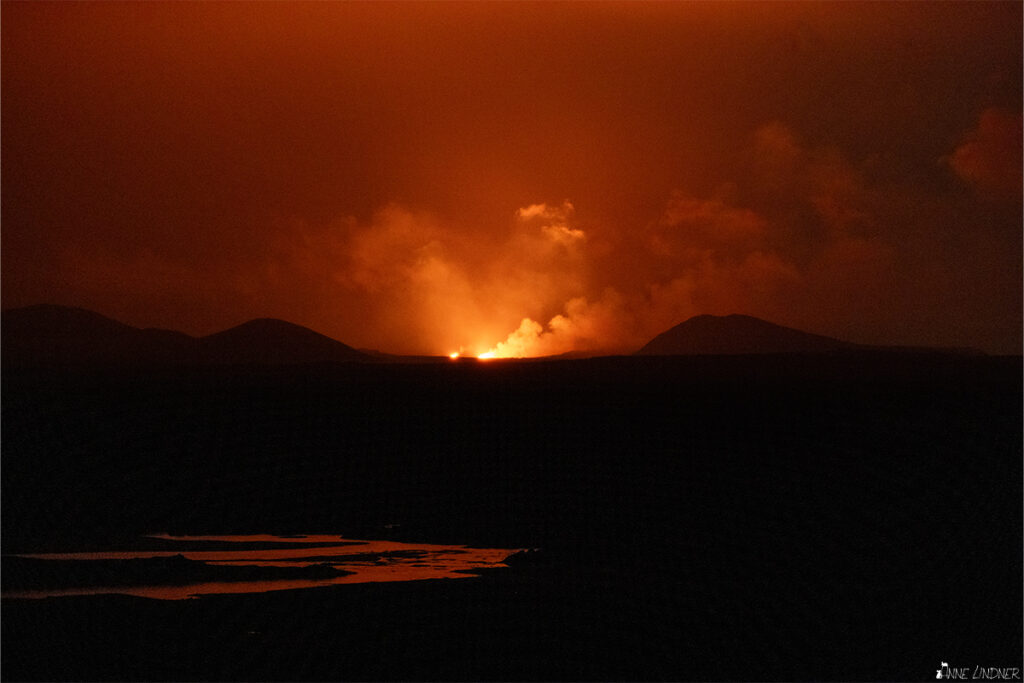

left=2, top=306, right=1021, bottom=681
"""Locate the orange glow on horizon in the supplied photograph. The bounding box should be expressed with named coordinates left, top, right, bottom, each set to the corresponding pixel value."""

left=449, top=351, right=460, bottom=359
left=0, top=3, right=1020, bottom=355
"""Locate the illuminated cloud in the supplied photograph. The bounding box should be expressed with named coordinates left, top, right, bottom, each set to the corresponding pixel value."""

left=280, top=200, right=597, bottom=355
left=483, top=291, right=634, bottom=358
left=517, top=201, right=575, bottom=221
left=752, top=122, right=871, bottom=235
left=654, top=193, right=767, bottom=253
left=516, top=201, right=585, bottom=246
left=479, top=124, right=907, bottom=357
left=947, top=107, right=1023, bottom=199
left=542, top=224, right=586, bottom=245
left=484, top=318, right=545, bottom=358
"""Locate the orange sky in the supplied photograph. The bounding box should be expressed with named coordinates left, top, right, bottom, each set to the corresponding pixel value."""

left=2, top=2, right=1021, bottom=355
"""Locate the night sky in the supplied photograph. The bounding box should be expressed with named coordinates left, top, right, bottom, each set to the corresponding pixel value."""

left=2, top=2, right=1021, bottom=356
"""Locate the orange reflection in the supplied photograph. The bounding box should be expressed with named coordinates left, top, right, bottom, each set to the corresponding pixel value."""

left=5, top=534, right=519, bottom=601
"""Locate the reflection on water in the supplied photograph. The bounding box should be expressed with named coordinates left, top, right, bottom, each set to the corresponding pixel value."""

left=3, top=534, right=519, bottom=601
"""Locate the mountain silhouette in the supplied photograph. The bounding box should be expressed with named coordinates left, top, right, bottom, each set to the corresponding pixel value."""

left=199, top=318, right=366, bottom=365
left=636, top=314, right=855, bottom=355
left=1, top=305, right=368, bottom=367
left=1, top=304, right=196, bottom=366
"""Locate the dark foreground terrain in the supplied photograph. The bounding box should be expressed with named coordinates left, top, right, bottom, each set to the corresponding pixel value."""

left=2, top=354, right=1022, bottom=680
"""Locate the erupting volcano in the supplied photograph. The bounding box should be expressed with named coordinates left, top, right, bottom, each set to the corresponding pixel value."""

left=2, top=2, right=1020, bottom=681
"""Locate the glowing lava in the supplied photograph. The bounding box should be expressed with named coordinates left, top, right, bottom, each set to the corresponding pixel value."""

left=477, top=351, right=496, bottom=360
left=449, top=351, right=460, bottom=359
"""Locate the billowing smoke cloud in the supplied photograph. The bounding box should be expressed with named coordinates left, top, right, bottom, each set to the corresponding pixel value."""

left=479, top=114, right=1020, bottom=357
left=476, top=122, right=887, bottom=357
left=518, top=201, right=585, bottom=246
left=483, top=291, right=633, bottom=358
left=50, top=116, right=1017, bottom=357
left=323, top=201, right=592, bottom=355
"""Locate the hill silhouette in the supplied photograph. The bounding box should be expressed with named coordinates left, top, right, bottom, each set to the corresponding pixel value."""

left=1, top=305, right=368, bottom=367
left=199, top=318, right=367, bottom=365
left=636, top=314, right=855, bottom=355
left=1, top=304, right=195, bottom=366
